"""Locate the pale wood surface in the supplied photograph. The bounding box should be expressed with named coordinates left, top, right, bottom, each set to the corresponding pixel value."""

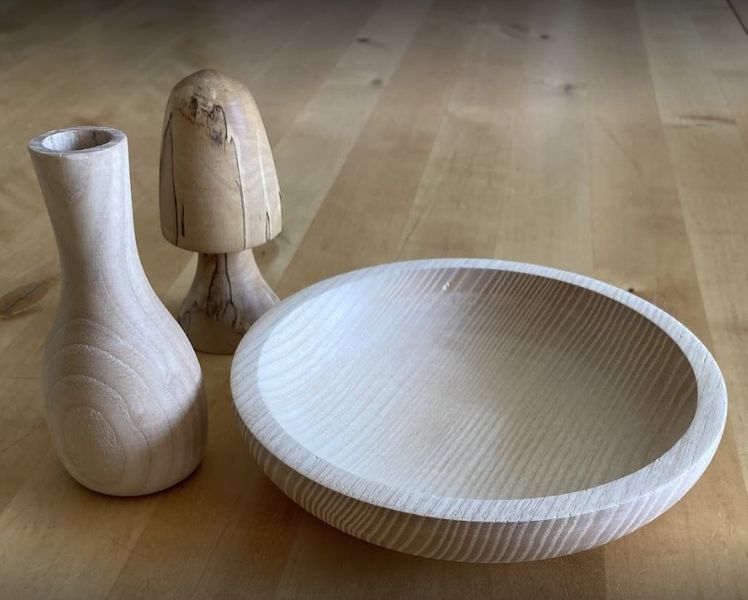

left=0, top=0, right=747, bottom=596
left=159, top=69, right=281, bottom=252
left=232, top=259, right=726, bottom=562
left=160, top=69, right=281, bottom=354
left=28, top=127, right=207, bottom=496
left=179, top=250, right=279, bottom=354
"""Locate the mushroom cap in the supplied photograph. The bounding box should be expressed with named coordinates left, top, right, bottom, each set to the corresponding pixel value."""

left=159, top=69, right=281, bottom=253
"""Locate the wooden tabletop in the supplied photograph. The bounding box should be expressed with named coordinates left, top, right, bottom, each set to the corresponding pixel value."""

left=1, top=0, right=747, bottom=597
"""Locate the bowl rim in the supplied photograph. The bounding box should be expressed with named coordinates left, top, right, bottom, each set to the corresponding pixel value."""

left=231, top=258, right=727, bottom=524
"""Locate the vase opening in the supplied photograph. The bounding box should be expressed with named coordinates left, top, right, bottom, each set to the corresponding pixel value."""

left=41, top=128, right=115, bottom=152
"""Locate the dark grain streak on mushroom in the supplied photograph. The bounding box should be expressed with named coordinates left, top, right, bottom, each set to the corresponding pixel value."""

left=209, top=104, right=228, bottom=145
left=166, top=120, right=180, bottom=244
left=230, top=137, right=247, bottom=248
left=223, top=254, right=238, bottom=328
left=205, top=254, right=218, bottom=318
left=178, top=306, right=192, bottom=332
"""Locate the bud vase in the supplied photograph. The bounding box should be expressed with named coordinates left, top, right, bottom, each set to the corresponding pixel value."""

left=28, top=126, right=208, bottom=496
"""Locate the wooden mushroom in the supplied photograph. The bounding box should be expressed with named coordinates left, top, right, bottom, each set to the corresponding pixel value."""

left=159, top=69, right=281, bottom=354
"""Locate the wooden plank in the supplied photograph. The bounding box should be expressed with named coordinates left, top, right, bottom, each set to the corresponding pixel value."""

left=260, top=0, right=433, bottom=287
left=394, top=2, right=527, bottom=262
left=275, top=0, right=482, bottom=295
left=637, top=0, right=748, bottom=492
left=489, top=0, right=591, bottom=272
left=586, top=1, right=748, bottom=596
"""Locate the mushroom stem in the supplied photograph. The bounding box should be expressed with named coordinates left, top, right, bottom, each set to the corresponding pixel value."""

left=178, top=249, right=278, bottom=354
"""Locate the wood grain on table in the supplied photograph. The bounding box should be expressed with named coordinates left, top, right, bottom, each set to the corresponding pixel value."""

left=1, top=0, right=747, bottom=597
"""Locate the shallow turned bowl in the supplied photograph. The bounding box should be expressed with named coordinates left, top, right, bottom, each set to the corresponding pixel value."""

left=231, top=259, right=727, bottom=563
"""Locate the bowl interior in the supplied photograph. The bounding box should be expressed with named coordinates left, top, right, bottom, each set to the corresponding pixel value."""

left=257, top=267, right=697, bottom=500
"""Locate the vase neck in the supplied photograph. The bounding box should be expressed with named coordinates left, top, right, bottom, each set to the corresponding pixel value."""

left=29, top=128, right=142, bottom=285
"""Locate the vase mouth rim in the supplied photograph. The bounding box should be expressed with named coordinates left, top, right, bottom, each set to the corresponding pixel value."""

left=29, top=126, right=125, bottom=156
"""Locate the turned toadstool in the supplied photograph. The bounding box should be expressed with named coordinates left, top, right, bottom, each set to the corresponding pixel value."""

left=159, top=69, right=281, bottom=354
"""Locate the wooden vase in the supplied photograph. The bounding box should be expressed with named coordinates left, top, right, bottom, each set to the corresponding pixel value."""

left=28, top=126, right=208, bottom=496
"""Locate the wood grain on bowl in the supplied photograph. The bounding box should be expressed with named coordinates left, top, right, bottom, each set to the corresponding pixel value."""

left=231, top=259, right=726, bottom=562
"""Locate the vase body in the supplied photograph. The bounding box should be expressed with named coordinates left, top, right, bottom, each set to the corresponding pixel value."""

left=29, top=127, right=208, bottom=496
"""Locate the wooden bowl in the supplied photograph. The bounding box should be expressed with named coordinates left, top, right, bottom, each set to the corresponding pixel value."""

left=231, top=259, right=726, bottom=562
